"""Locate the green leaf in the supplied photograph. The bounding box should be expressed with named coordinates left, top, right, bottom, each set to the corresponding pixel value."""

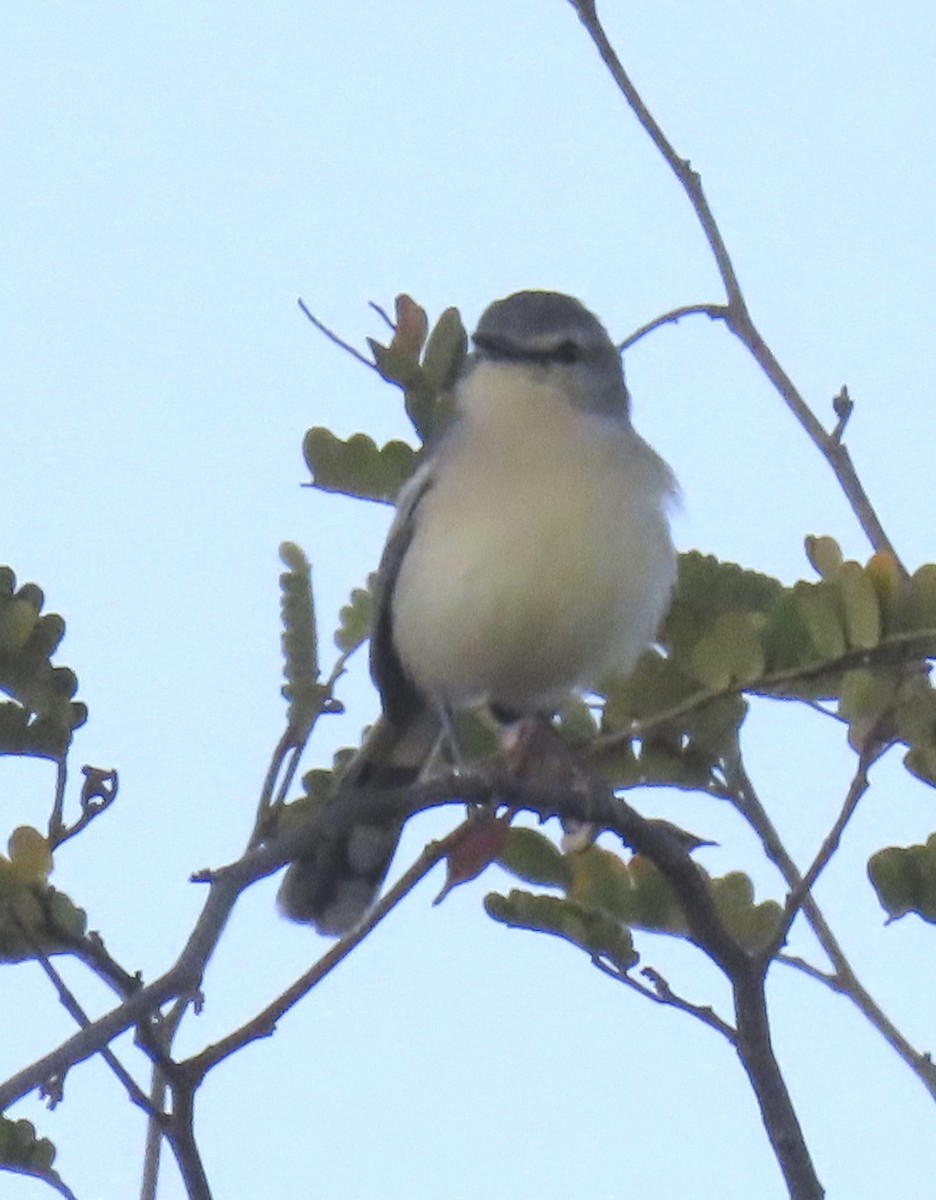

left=804, top=534, right=844, bottom=578
left=838, top=560, right=881, bottom=650
left=838, top=666, right=901, bottom=752
left=335, top=578, right=375, bottom=654
left=0, top=1114, right=57, bottom=1173
left=413, top=306, right=467, bottom=439
left=0, top=568, right=86, bottom=759
left=0, top=598, right=37, bottom=653
left=709, top=871, right=782, bottom=951
left=497, top=826, right=573, bottom=889
left=900, top=563, right=936, bottom=637
left=865, top=551, right=906, bottom=630
left=0, top=862, right=89, bottom=962
left=904, top=743, right=936, bottom=788
left=302, top=427, right=416, bottom=504
left=689, top=612, right=766, bottom=689
left=279, top=543, right=324, bottom=732
left=792, top=579, right=847, bottom=660
left=421, top=306, right=468, bottom=395
left=868, top=835, right=936, bottom=923
left=661, top=552, right=784, bottom=660
left=602, top=648, right=699, bottom=727
left=484, top=888, right=639, bottom=969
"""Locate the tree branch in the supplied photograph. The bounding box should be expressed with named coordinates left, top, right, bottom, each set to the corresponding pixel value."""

left=0, top=763, right=742, bottom=1111
left=12, top=914, right=157, bottom=1120
left=592, top=956, right=737, bottom=1042
left=724, top=753, right=936, bottom=1101
left=297, top=298, right=378, bottom=372
left=772, top=737, right=882, bottom=951
left=618, top=303, right=728, bottom=352
left=567, top=0, right=903, bottom=568
left=182, top=820, right=473, bottom=1082
left=732, top=961, right=823, bottom=1198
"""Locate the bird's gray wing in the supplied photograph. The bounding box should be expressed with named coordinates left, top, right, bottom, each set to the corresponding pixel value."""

left=277, top=459, right=443, bottom=933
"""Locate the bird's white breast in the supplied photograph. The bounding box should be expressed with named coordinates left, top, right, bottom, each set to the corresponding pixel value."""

left=390, top=360, right=676, bottom=713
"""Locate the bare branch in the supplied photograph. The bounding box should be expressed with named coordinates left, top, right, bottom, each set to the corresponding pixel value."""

left=5, top=1163, right=80, bottom=1200
left=11, top=913, right=158, bottom=1120
left=367, top=300, right=396, bottom=332
left=619, top=304, right=729, bottom=352
left=50, top=766, right=119, bottom=851
left=724, top=752, right=936, bottom=1102
left=161, top=1085, right=211, bottom=1200
left=592, top=955, right=737, bottom=1042
left=47, top=757, right=68, bottom=846
left=252, top=649, right=353, bottom=848
left=774, top=736, right=884, bottom=949
left=183, top=820, right=474, bottom=1082
left=567, top=0, right=903, bottom=569
left=296, top=298, right=378, bottom=371
left=778, top=954, right=839, bottom=990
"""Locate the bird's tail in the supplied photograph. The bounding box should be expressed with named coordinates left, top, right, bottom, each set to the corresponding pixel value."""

left=277, top=707, right=440, bottom=935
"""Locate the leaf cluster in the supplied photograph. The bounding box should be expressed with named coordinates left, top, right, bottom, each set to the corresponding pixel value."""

left=0, top=1113, right=56, bottom=1176
left=868, top=834, right=936, bottom=925
left=601, top=541, right=936, bottom=793
left=301, top=297, right=467, bottom=505
left=487, top=826, right=780, bottom=970
left=0, top=568, right=86, bottom=760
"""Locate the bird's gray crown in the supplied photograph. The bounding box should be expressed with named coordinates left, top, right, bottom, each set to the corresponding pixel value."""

left=473, top=290, right=617, bottom=365
left=471, top=290, right=628, bottom=415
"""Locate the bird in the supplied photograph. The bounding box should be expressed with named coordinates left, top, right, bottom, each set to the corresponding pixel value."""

left=278, top=290, right=678, bottom=934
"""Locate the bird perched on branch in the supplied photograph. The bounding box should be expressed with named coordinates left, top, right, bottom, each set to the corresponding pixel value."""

left=278, top=290, right=678, bottom=934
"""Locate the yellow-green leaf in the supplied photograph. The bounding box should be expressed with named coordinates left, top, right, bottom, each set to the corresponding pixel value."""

left=335, top=579, right=375, bottom=654
left=804, top=534, right=843, bottom=579
left=497, top=826, right=573, bottom=889
left=7, top=827, right=53, bottom=884
left=838, top=560, right=881, bottom=650
left=302, top=427, right=416, bottom=504
left=793, top=580, right=847, bottom=660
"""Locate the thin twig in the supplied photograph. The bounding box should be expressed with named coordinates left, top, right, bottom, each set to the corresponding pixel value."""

left=252, top=727, right=293, bottom=843
left=162, top=1084, right=212, bottom=1200
left=773, top=737, right=882, bottom=950
left=51, top=766, right=119, bottom=850
left=47, top=757, right=68, bottom=846
left=368, top=300, right=395, bottom=332
left=731, top=958, right=822, bottom=1199
left=71, top=932, right=142, bottom=1001
left=618, top=303, right=728, bottom=352
left=724, top=752, right=936, bottom=1100
left=568, top=0, right=903, bottom=569
left=14, top=915, right=158, bottom=1120
left=139, top=999, right=190, bottom=1200
left=830, top=386, right=854, bottom=443
left=252, top=648, right=353, bottom=848
left=182, top=821, right=473, bottom=1082
left=7, top=1164, right=80, bottom=1200
left=0, top=763, right=742, bottom=1111
left=591, top=955, right=737, bottom=1042
left=778, top=954, right=838, bottom=990
left=297, top=298, right=378, bottom=371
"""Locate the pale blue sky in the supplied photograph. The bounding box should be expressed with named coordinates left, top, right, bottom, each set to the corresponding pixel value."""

left=2, top=3, right=935, bottom=1197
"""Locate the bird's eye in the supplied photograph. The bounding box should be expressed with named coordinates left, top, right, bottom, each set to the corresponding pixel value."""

left=551, top=339, right=582, bottom=364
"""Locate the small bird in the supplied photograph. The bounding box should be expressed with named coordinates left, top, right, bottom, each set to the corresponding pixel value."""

left=278, top=290, right=678, bottom=934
